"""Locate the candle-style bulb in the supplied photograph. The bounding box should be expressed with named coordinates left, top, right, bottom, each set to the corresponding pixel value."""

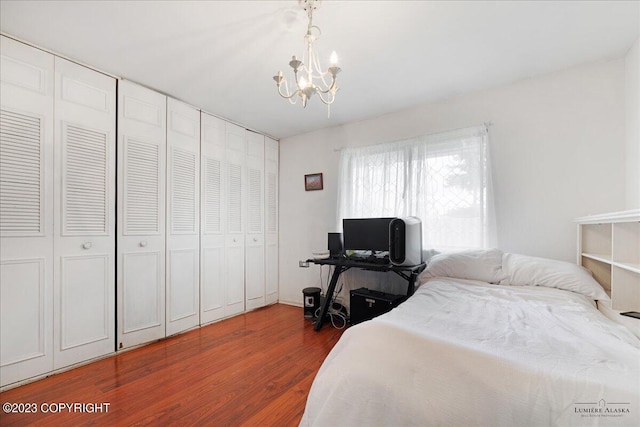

left=330, top=51, right=338, bottom=65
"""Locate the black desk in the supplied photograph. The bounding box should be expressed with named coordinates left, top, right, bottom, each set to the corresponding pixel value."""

left=307, top=257, right=426, bottom=331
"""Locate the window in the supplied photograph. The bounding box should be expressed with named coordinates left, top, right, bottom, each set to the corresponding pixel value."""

left=337, top=125, right=495, bottom=250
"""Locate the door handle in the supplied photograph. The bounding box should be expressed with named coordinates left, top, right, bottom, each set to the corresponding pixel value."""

left=139, top=241, right=148, bottom=247
left=82, top=242, right=92, bottom=250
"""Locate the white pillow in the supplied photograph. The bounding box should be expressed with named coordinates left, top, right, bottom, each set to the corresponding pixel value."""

left=418, top=248, right=506, bottom=285
left=500, top=253, right=610, bottom=300
left=422, top=249, right=440, bottom=263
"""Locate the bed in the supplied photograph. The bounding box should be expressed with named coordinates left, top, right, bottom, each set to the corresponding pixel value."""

left=300, top=249, right=640, bottom=427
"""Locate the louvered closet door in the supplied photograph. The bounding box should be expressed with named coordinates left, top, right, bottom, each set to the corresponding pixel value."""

left=200, top=113, right=225, bottom=324
left=265, top=137, right=279, bottom=305
left=245, top=131, right=265, bottom=311
left=0, top=36, right=54, bottom=387
left=225, top=123, right=246, bottom=317
left=53, top=57, right=115, bottom=369
left=166, top=98, right=200, bottom=336
left=117, top=81, right=167, bottom=348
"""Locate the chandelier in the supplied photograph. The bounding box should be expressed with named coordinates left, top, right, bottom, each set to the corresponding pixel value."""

left=273, top=0, right=341, bottom=113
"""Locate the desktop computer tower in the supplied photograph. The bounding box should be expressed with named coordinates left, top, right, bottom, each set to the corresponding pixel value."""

left=389, top=217, right=423, bottom=266
left=349, top=288, right=406, bottom=325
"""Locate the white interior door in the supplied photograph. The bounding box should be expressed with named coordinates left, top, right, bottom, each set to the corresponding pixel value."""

left=265, top=137, right=279, bottom=305
left=53, top=57, right=116, bottom=369
left=0, top=36, right=55, bottom=387
left=166, top=98, right=200, bottom=336
left=245, top=131, right=265, bottom=310
left=200, top=112, right=226, bottom=324
left=117, top=80, right=167, bottom=349
left=225, top=123, right=246, bottom=317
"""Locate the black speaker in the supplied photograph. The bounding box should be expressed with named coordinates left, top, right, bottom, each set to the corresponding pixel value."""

left=349, top=288, right=406, bottom=325
left=328, top=232, right=343, bottom=258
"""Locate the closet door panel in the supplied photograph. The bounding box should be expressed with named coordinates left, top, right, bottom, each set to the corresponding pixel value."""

left=225, top=124, right=245, bottom=316
left=59, top=255, right=109, bottom=349
left=225, top=239, right=245, bottom=314
left=201, top=247, right=224, bottom=321
left=0, top=36, right=55, bottom=387
left=167, top=249, right=198, bottom=322
left=245, top=132, right=265, bottom=310
left=265, top=137, right=279, bottom=304
left=53, top=57, right=115, bottom=369
left=200, top=113, right=225, bottom=324
left=166, top=98, right=200, bottom=336
left=0, top=258, right=47, bottom=385
left=117, top=80, right=166, bottom=349
left=0, top=109, right=45, bottom=236
left=265, top=236, right=278, bottom=304
left=245, top=236, right=265, bottom=309
left=122, top=252, right=163, bottom=335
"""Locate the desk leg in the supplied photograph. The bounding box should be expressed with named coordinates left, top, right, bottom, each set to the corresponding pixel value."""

left=314, top=266, right=343, bottom=331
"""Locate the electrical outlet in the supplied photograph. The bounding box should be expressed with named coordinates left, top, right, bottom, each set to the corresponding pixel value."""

left=299, top=260, right=309, bottom=268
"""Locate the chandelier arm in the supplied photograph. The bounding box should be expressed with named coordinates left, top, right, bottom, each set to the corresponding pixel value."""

left=316, top=71, right=332, bottom=90
left=276, top=80, right=299, bottom=100
left=314, top=75, right=338, bottom=95
left=285, top=76, right=299, bottom=104
left=316, top=90, right=336, bottom=105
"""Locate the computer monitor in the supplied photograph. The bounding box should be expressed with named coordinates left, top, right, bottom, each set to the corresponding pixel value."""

left=342, top=218, right=394, bottom=252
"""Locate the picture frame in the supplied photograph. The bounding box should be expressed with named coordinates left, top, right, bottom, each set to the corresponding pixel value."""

left=304, top=173, right=323, bottom=191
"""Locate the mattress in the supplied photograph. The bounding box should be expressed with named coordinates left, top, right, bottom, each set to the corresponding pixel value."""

left=300, top=278, right=640, bottom=426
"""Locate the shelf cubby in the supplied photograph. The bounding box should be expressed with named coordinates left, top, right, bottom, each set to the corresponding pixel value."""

left=576, top=209, right=640, bottom=337
left=581, top=223, right=612, bottom=260
left=581, top=256, right=612, bottom=296
left=612, top=220, right=640, bottom=270
left=611, top=266, right=640, bottom=312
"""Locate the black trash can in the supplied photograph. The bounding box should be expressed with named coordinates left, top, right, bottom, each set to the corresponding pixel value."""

left=302, top=287, right=321, bottom=318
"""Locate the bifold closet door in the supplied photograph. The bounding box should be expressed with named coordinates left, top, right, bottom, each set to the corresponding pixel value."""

left=265, top=137, right=279, bottom=305
left=117, top=80, right=167, bottom=349
left=166, top=98, right=200, bottom=336
left=200, top=113, right=226, bottom=324
left=225, top=123, right=246, bottom=317
left=0, top=36, right=55, bottom=387
left=245, top=131, right=265, bottom=310
left=53, top=57, right=116, bottom=369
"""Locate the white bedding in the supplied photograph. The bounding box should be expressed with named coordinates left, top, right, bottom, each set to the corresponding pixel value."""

left=300, top=278, right=640, bottom=426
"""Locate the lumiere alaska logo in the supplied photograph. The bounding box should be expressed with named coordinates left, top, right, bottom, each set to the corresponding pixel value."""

left=574, top=399, right=631, bottom=418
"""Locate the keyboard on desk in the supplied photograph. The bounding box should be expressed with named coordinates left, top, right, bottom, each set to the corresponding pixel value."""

left=345, top=256, right=390, bottom=265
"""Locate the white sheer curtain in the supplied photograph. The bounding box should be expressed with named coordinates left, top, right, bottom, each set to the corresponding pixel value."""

left=337, top=125, right=496, bottom=251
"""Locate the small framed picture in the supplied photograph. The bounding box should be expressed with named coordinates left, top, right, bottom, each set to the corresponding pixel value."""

left=304, top=173, right=323, bottom=191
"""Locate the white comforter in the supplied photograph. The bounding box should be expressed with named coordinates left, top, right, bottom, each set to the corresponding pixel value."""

left=300, top=278, right=640, bottom=427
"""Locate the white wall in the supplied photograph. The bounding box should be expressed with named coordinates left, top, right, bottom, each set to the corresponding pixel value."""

left=278, top=59, right=627, bottom=306
left=625, top=37, right=640, bottom=209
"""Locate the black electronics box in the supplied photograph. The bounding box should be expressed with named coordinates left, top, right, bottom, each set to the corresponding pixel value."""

left=349, top=287, right=406, bottom=325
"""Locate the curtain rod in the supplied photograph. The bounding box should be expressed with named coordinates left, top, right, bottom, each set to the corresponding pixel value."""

left=333, top=122, right=493, bottom=152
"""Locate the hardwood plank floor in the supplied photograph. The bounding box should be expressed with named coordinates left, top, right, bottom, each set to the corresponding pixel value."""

left=0, top=304, right=345, bottom=426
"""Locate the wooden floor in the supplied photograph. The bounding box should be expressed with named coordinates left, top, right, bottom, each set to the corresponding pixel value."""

left=0, top=304, right=345, bottom=426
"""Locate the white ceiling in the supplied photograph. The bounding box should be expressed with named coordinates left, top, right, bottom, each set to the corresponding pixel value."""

left=1, top=1, right=638, bottom=139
